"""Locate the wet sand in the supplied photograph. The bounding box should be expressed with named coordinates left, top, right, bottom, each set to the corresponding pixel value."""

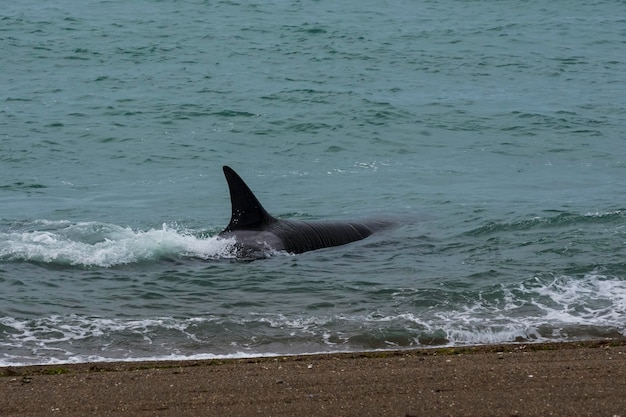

left=2, top=340, right=626, bottom=417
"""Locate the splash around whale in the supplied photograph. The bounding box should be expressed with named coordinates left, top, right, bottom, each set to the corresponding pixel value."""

left=218, top=166, right=393, bottom=257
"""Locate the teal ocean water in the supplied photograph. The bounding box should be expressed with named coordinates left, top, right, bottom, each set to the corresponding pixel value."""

left=1, top=1, right=625, bottom=365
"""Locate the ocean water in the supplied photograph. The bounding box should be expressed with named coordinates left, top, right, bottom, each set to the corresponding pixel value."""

left=1, top=0, right=625, bottom=366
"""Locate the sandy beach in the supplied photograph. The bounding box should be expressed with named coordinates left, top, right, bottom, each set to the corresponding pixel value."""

left=2, top=340, right=626, bottom=417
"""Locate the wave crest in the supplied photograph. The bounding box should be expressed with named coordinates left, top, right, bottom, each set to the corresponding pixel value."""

left=0, top=220, right=237, bottom=267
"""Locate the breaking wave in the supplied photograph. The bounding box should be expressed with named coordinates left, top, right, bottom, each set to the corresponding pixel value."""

left=0, top=220, right=238, bottom=267
left=2, top=271, right=624, bottom=366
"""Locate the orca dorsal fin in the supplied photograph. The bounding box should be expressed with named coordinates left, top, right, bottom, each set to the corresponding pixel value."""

left=222, top=166, right=275, bottom=232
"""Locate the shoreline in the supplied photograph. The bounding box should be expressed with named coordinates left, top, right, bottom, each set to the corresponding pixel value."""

left=3, top=338, right=625, bottom=375
left=3, top=339, right=626, bottom=416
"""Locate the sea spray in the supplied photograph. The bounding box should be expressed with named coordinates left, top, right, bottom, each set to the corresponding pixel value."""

left=0, top=221, right=237, bottom=266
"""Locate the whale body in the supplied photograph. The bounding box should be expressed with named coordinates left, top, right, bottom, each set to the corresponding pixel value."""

left=218, top=166, right=390, bottom=256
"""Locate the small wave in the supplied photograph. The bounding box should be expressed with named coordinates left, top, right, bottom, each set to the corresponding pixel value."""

left=0, top=351, right=281, bottom=368
left=466, top=209, right=625, bottom=236
left=0, top=221, right=238, bottom=267
left=2, top=281, right=625, bottom=367
left=0, top=315, right=261, bottom=366
left=525, top=273, right=626, bottom=326
left=432, top=272, right=626, bottom=345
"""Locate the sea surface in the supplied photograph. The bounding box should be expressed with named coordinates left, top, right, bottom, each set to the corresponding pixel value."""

left=1, top=0, right=625, bottom=366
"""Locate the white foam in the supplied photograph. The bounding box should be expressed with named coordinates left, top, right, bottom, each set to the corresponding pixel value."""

left=2, top=292, right=625, bottom=366
left=584, top=209, right=624, bottom=218
left=0, top=221, right=238, bottom=266
left=2, top=264, right=625, bottom=365
left=428, top=272, right=626, bottom=345
left=0, top=350, right=283, bottom=367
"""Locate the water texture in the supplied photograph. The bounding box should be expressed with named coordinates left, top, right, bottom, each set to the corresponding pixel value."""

left=1, top=0, right=625, bottom=365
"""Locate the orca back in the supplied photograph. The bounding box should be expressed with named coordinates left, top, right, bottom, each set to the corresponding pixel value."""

left=219, top=166, right=392, bottom=255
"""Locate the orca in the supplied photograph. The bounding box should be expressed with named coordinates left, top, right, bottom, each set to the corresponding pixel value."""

left=218, top=166, right=390, bottom=256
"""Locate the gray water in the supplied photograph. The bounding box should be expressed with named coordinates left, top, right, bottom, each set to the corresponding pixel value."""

left=1, top=0, right=625, bottom=366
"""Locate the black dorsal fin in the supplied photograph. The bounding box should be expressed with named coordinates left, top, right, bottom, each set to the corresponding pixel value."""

left=222, top=166, right=275, bottom=231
